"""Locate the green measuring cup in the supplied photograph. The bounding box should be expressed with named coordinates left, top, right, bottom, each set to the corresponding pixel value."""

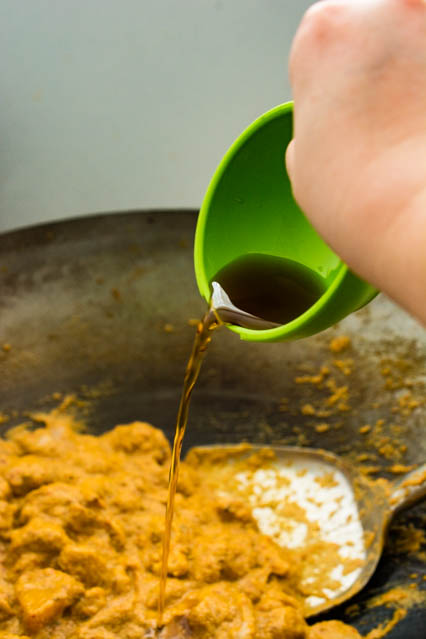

left=194, top=102, right=378, bottom=342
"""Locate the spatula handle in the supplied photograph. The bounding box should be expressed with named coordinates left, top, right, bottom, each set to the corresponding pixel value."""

left=389, top=463, right=426, bottom=515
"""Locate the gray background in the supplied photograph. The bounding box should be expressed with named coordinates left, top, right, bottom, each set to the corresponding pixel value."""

left=0, top=0, right=312, bottom=232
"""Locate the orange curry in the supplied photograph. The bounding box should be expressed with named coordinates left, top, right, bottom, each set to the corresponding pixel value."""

left=0, top=411, right=361, bottom=638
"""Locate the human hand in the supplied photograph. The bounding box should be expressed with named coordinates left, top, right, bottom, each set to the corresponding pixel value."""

left=286, top=0, right=426, bottom=323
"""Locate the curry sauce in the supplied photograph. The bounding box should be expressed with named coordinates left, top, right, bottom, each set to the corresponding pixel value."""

left=0, top=409, right=361, bottom=638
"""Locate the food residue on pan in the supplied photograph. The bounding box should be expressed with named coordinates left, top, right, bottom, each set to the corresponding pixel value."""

left=361, top=586, right=426, bottom=639
left=276, top=336, right=424, bottom=484
left=329, top=336, right=352, bottom=354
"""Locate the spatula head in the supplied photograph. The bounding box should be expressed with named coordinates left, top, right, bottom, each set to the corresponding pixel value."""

left=185, top=444, right=390, bottom=616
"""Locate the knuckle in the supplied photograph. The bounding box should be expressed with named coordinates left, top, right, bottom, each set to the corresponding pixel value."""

left=289, top=1, right=347, bottom=84
left=299, top=1, right=346, bottom=42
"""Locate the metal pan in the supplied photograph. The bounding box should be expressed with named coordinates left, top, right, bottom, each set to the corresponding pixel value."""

left=0, top=210, right=425, bottom=636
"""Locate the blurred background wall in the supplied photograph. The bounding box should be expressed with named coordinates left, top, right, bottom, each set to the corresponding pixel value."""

left=0, top=0, right=313, bottom=231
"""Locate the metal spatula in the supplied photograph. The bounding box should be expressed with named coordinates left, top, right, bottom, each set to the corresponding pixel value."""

left=185, top=444, right=426, bottom=617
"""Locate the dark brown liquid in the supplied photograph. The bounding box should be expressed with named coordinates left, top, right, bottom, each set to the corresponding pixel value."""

left=157, top=254, right=326, bottom=629
left=212, top=254, right=326, bottom=328
left=157, top=310, right=220, bottom=627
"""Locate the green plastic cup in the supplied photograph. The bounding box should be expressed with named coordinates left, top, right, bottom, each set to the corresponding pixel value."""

left=194, top=102, right=378, bottom=342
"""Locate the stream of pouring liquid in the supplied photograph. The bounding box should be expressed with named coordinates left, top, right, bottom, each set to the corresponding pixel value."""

left=157, top=309, right=220, bottom=626
left=157, top=265, right=327, bottom=628
left=157, top=285, right=279, bottom=628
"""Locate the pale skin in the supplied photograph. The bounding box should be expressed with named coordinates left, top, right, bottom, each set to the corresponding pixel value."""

left=286, top=0, right=426, bottom=324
